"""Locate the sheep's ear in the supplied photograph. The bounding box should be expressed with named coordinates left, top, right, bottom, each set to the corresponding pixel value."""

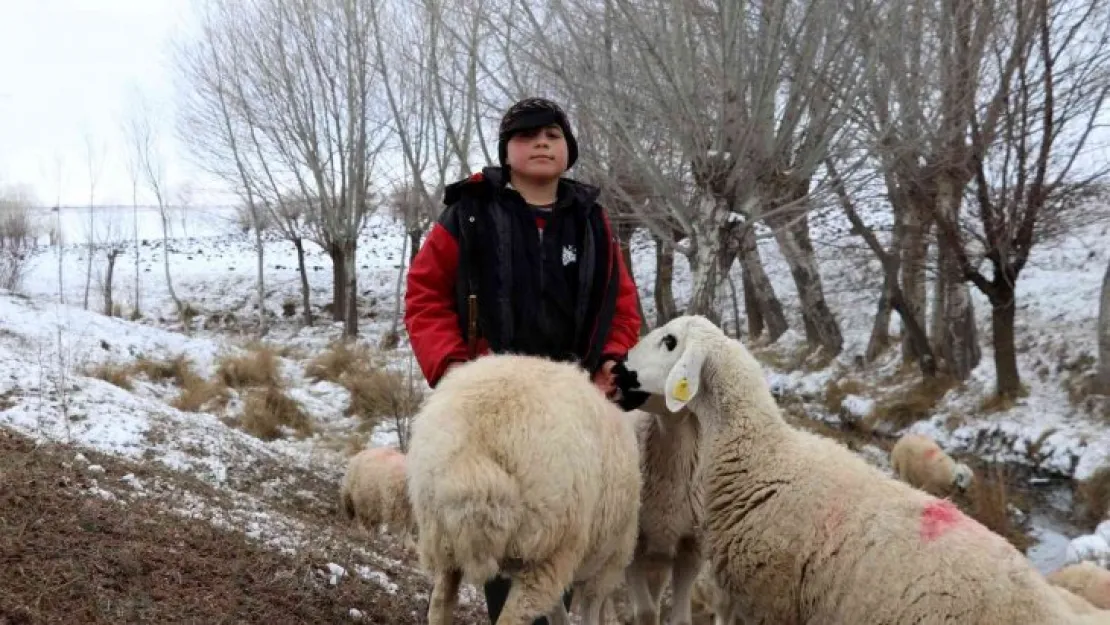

left=664, top=340, right=705, bottom=412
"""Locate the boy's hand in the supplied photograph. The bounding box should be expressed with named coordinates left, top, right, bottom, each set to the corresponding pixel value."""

left=592, top=360, right=618, bottom=398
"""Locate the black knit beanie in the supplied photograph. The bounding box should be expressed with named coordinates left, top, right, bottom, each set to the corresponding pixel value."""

left=497, top=97, right=579, bottom=170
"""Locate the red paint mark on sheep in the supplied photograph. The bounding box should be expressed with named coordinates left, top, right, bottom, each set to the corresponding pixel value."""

left=922, top=446, right=940, bottom=460
left=919, top=500, right=964, bottom=542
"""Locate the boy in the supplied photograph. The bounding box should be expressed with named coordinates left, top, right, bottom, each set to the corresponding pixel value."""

left=403, top=97, right=643, bottom=623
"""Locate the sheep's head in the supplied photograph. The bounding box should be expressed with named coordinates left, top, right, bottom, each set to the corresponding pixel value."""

left=625, top=315, right=722, bottom=413
left=952, top=462, right=974, bottom=492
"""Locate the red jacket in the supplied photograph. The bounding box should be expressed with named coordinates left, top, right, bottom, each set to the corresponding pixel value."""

left=404, top=168, right=642, bottom=387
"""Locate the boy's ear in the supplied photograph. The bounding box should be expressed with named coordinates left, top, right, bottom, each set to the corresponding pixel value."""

left=664, top=340, right=705, bottom=413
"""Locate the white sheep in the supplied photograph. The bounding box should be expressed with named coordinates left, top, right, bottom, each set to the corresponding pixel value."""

left=339, top=446, right=414, bottom=541
left=889, top=432, right=974, bottom=498
left=1049, top=561, right=1110, bottom=610
left=626, top=393, right=705, bottom=625
left=405, top=353, right=643, bottom=625
left=622, top=315, right=1110, bottom=624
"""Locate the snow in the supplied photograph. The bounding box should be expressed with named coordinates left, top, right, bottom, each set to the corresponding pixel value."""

left=3, top=199, right=1110, bottom=582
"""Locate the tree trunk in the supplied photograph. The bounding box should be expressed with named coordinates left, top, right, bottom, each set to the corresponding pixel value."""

left=900, top=205, right=931, bottom=364
left=384, top=234, right=409, bottom=347
left=934, top=178, right=981, bottom=380
left=1096, top=259, right=1110, bottom=393
left=328, top=243, right=348, bottom=322
left=133, top=196, right=140, bottom=317
left=990, top=283, right=1021, bottom=398
left=767, top=210, right=842, bottom=355
left=653, top=234, right=678, bottom=326
left=160, top=209, right=186, bottom=330
left=737, top=225, right=787, bottom=341
left=294, top=237, right=313, bottom=327
left=742, top=267, right=764, bottom=339
left=254, top=218, right=268, bottom=337
left=343, top=239, right=358, bottom=339
left=726, top=272, right=742, bottom=339
left=103, top=250, right=119, bottom=316
left=408, top=229, right=421, bottom=264
left=866, top=275, right=893, bottom=362
left=616, top=220, right=648, bottom=335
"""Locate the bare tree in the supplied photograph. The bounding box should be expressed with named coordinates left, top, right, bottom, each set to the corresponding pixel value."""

left=0, top=185, right=38, bottom=292
left=178, top=0, right=390, bottom=339
left=128, top=92, right=187, bottom=326
left=930, top=0, right=1110, bottom=398
left=1098, top=257, right=1110, bottom=394
left=81, top=131, right=105, bottom=310
left=120, top=90, right=144, bottom=318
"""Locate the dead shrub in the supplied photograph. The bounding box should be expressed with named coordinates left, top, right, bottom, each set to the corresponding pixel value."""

left=963, top=465, right=1031, bottom=552
left=341, top=365, right=423, bottom=446
left=823, top=377, right=868, bottom=416
left=171, top=375, right=231, bottom=414
left=867, top=375, right=958, bottom=430
left=132, top=354, right=197, bottom=387
left=83, top=363, right=134, bottom=391
left=305, top=341, right=373, bottom=384
left=239, top=386, right=313, bottom=441
left=1076, top=466, right=1110, bottom=530
left=217, top=347, right=281, bottom=389
left=0, top=189, right=37, bottom=291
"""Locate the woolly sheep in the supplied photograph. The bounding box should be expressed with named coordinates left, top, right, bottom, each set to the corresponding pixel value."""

left=405, top=353, right=643, bottom=625
left=622, top=315, right=1110, bottom=624
left=1049, top=562, right=1110, bottom=610
left=889, top=433, right=974, bottom=497
left=339, top=446, right=414, bottom=541
left=626, top=393, right=705, bottom=625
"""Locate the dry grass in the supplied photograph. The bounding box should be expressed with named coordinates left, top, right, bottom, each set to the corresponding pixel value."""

left=962, top=465, right=1031, bottom=552
left=866, top=375, right=958, bottom=430
left=171, top=375, right=231, bottom=414
left=822, top=377, right=868, bottom=416
left=305, top=340, right=375, bottom=384
left=341, top=365, right=423, bottom=425
left=83, top=362, right=134, bottom=391
left=217, top=346, right=281, bottom=389
left=238, top=386, right=313, bottom=441
left=978, top=385, right=1030, bottom=414
left=1076, top=466, right=1110, bottom=530
left=132, top=353, right=197, bottom=387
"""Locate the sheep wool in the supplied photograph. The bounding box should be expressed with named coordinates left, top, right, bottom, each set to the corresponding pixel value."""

left=626, top=394, right=705, bottom=625
left=1049, top=562, right=1110, bottom=610
left=339, top=446, right=413, bottom=539
left=622, top=315, right=1110, bottom=625
left=889, top=432, right=974, bottom=498
left=406, top=353, right=643, bottom=625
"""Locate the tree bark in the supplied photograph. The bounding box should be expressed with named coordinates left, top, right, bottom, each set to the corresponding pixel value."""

left=1096, top=259, right=1110, bottom=393
left=767, top=209, right=842, bottom=355
left=254, top=216, right=268, bottom=337
left=328, top=243, right=348, bottom=322
left=293, top=238, right=313, bottom=327
left=408, top=229, right=421, bottom=264
left=343, top=239, right=358, bottom=339
left=653, top=234, right=678, bottom=326
left=615, top=220, right=648, bottom=335
left=103, top=250, right=119, bottom=316
left=866, top=276, right=893, bottom=361
left=737, top=225, right=787, bottom=342
left=990, top=283, right=1021, bottom=398
left=934, top=178, right=981, bottom=380
left=900, top=204, right=931, bottom=364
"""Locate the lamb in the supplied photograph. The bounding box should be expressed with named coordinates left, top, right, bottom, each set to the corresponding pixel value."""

left=625, top=393, right=705, bottom=625
left=405, top=353, right=643, bottom=625
left=339, top=446, right=414, bottom=541
left=1049, top=562, right=1110, bottom=610
left=889, top=432, right=974, bottom=498
left=621, top=314, right=1109, bottom=624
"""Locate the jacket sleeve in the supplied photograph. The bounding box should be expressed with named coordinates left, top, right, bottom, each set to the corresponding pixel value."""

left=404, top=220, right=470, bottom=387
left=598, top=212, right=643, bottom=362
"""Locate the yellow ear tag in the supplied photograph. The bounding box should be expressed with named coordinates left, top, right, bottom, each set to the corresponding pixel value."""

left=672, top=377, right=691, bottom=402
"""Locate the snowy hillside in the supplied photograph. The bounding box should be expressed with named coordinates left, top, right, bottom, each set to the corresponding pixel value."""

left=2, top=200, right=1110, bottom=615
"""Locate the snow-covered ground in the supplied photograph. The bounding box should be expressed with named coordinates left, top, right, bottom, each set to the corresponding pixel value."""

left=3, top=199, right=1110, bottom=583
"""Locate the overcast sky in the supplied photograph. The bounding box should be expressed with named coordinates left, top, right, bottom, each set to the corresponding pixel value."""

left=0, top=0, right=233, bottom=207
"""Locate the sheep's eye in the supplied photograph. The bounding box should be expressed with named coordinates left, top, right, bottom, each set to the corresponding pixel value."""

left=661, top=335, right=677, bottom=351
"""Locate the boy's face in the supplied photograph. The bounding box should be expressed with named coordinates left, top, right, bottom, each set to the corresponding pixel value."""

left=506, top=124, right=568, bottom=180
